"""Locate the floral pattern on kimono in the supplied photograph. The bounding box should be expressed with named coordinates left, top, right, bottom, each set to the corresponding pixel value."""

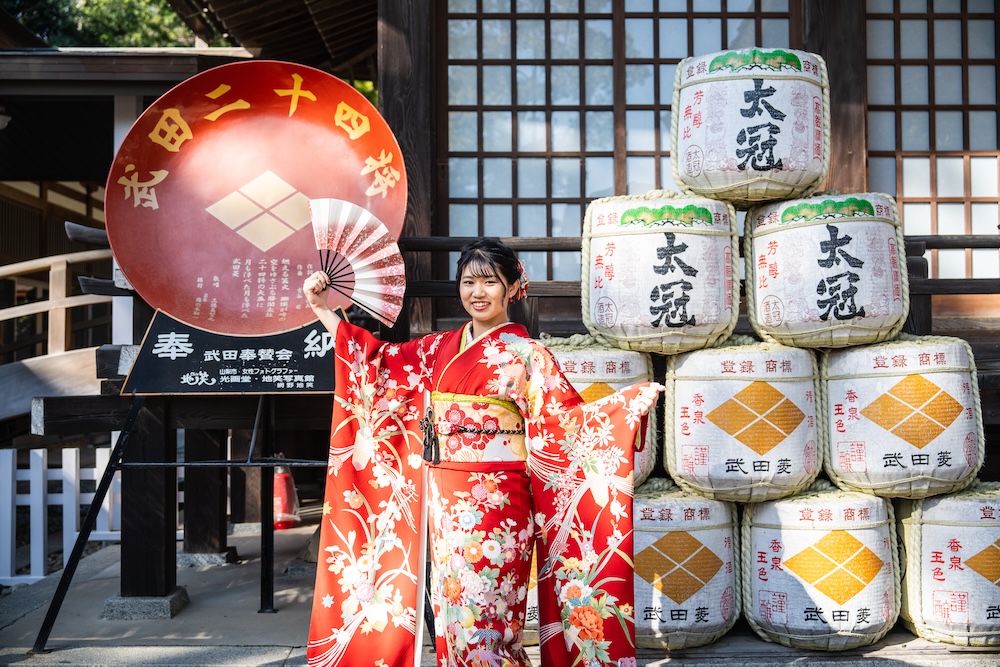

left=529, top=385, right=659, bottom=667
left=307, top=320, right=662, bottom=667
left=307, top=321, right=443, bottom=667
left=427, top=463, right=534, bottom=666
left=425, top=323, right=585, bottom=666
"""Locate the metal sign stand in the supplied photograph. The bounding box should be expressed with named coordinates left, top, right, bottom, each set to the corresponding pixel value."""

left=30, top=397, right=147, bottom=654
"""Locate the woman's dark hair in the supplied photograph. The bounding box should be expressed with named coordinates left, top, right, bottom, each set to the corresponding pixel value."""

left=456, top=238, right=521, bottom=292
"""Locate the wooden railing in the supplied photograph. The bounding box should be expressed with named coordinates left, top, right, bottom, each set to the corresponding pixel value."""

left=0, top=249, right=114, bottom=360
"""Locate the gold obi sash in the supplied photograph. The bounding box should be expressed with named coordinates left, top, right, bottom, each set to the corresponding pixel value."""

left=420, top=392, right=526, bottom=464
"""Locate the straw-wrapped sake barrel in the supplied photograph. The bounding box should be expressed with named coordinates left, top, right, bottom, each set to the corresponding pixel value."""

left=633, top=477, right=739, bottom=649
left=543, top=334, right=658, bottom=485
left=524, top=553, right=541, bottom=645
left=671, top=48, right=829, bottom=208
left=665, top=336, right=820, bottom=502
left=822, top=335, right=983, bottom=498
left=897, top=482, right=1000, bottom=646
left=742, top=481, right=899, bottom=650
left=582, top=191, right=739, bottom=354
left=745, top=192, right=908, bottom=348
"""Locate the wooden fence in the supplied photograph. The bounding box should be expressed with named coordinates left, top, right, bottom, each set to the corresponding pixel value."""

left=0, top=447, right=122, bottom=586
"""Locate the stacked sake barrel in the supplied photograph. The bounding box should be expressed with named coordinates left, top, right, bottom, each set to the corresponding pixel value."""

left=633, top=477, right=739, bottom=649
left=896, top=482, right=1000, bottom=646
left=572, top=45, right=993, bottom=652
left=582, top=190, right=739, bottom=355
left=741, top=480, right=900, bottom=650
left=671, top=47, right=829, bottom=208
left=664, top=335, right=820, bottom=503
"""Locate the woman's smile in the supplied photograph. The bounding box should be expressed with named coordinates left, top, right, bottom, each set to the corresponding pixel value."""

left=460, top=268, right=517, bottom=337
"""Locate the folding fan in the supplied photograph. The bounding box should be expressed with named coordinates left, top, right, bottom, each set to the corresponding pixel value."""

left=310, top=198, right=406, bottom=327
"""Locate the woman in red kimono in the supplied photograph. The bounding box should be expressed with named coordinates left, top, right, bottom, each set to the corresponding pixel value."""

left=303, top=239, right=661, bottom=667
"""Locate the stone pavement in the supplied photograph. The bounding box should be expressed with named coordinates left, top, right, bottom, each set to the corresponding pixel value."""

left=0, top=522, right=998, bottom=667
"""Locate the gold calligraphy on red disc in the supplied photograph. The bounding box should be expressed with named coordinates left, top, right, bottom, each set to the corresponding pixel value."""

left=106, top=60, right=407, bottom=336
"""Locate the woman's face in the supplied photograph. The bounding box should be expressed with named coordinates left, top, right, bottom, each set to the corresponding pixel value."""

left=459, top=264, right=517, bottom=332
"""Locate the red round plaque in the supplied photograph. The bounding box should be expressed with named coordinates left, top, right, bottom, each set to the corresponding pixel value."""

left=105, top=60, right=407, bottom=336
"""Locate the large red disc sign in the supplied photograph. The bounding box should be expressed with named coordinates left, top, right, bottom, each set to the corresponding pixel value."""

left=105, top=60, right=407, bottom=336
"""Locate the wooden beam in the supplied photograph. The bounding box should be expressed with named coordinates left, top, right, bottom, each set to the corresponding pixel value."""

left=79, top=277, right=132, bottom=296
left=182, top=429, right=229, bottom=555
left=120, top=398, right=176, bottom=597
left=0, top=249, right=113, bottom=280
left=379, top=0, right=434, bottom=340
left=65, top=221, right=110, bottom=248
left=47, top=260, right=68, bottom=355
left=399, top=236, right=582, bottom=252
left=33, top=394, right=334, bottom=435
left=908, top=278, right=1000, bottom=295
left=0, top=294, right=112, bottom=321
left=229, top=429, right=261, bottom=524
left=802, top=0, right=866, bottom=194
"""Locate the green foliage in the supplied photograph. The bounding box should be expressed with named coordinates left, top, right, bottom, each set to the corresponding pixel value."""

left=76, top=0, right=195, bottom=47
left=2, top=0, right=200, bottom=47
left=1, top=0, right=80, bottom=45
left=352, top=80, right=377, bottom=107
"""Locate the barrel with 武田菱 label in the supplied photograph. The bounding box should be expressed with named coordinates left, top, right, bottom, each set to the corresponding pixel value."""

left=671, top=48, right=829, bottom=209
left=664, top=336, right=821, bottom=503
left=821, top=335, right=983, bottom=498
left=742, top=481, right=899, bottom=650
left=633, top=477, right=739, bottom=649
left=897, top=482, right=1000, bottom=646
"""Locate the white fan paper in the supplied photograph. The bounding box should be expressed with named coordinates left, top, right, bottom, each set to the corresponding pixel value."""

left=310, top=198, right=405, bottom=327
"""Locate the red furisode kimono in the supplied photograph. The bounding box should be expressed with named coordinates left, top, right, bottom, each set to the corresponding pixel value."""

left=307, top=320, right=661, bottom=667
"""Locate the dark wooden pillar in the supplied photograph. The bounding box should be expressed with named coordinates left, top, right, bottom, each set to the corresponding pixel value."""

left=802, top=0, right=868, bottom=194
left=903, top=240, right=932, bottom=335
left=120, top=397, right=176, bottom=597
left=230, top=429, right=261, bottom=524
left=182, top=428, right=228, bottom=553
left=379, top=0, right=435, bottom=341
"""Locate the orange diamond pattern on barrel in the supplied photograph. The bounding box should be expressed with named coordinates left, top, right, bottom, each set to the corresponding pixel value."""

left=706, top=381, right=805, bottom=456
left=860, top=375, right=963, bottom=449
left=965, top=539, right=1000, bottom=587
left=635, top=532, right=723, bottom=604
left=783, top=530, right=884, bottom=605
left=579, top=382, right=614, bottom=403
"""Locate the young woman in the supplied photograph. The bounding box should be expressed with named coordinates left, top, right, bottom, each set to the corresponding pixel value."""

left=303, top=238, right=661, bottom=667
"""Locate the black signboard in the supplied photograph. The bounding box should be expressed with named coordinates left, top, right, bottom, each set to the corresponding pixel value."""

left=122, top=311, right=335, bottom=395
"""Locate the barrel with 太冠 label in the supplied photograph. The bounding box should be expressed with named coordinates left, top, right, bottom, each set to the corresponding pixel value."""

left=821, top=335, right=984, bottom=498
left=742, top=480, right=899, bottom=650
left=744, top=192, right=908, bottom=348
left=897, top=481, right=1000, bottom=646
left=671, top=48, right=829, bottom=209
left=665, top=336, right=820, bottom=503
left=543, top=334, right=658, bottom=485
left=582, top=191, right=739, bottom=355
left=634, top=477, right=739, bottom=649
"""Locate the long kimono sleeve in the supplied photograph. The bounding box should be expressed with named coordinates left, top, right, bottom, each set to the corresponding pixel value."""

left=523, top=343, right=663, bottom=667
left=307, top=321, right=444, bottom=667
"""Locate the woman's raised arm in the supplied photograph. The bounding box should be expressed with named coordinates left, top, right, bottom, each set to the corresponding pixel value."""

left=302, top=270, right=342, bottom=338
